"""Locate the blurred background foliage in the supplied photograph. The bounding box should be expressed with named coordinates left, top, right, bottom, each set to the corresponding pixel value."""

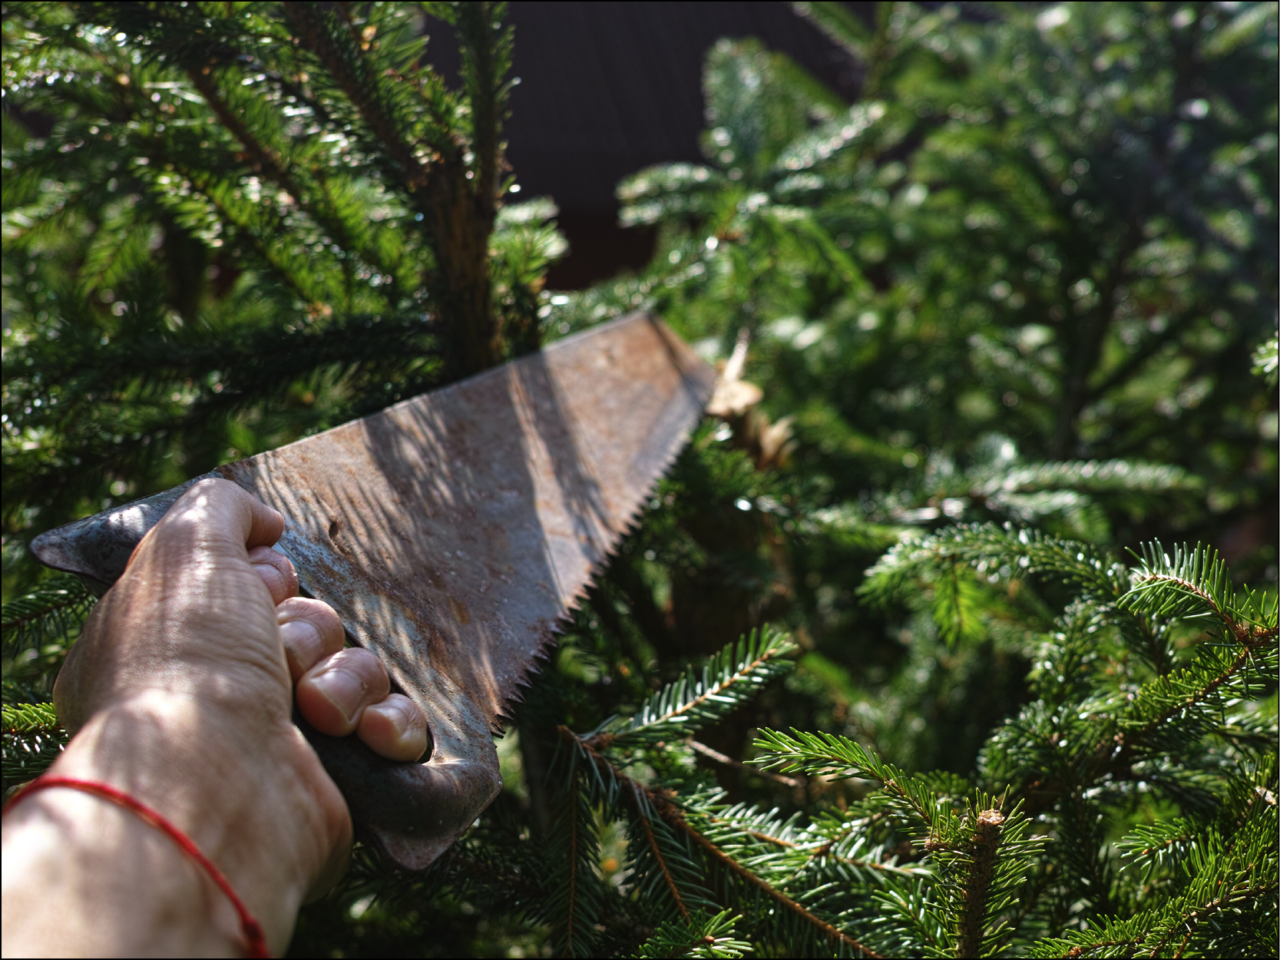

left=2, top=2, right=1277, bottom=957
left=557, top=0, right=1276, bottom=780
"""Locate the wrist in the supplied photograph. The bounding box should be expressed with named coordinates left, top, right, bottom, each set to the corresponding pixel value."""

left=28, top=689, right=346, bottom=950
left=3, top=781, right=244, bottom=957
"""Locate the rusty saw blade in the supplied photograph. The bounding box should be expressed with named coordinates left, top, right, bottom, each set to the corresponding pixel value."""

left=30, top=312, right=717, bottom=869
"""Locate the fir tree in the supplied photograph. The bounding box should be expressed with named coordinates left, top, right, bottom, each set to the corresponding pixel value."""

left=4, top=3, right=1277, bottom=957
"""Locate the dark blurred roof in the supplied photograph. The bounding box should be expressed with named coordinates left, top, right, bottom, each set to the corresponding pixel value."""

left=427, top=2, right=864, bottom=212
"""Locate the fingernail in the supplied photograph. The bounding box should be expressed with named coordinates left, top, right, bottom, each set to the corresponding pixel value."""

left=369, top=699, right=429, bottom=761
left=311, top=667, right=365, bottom=725
left=381, top=699, right=412, bottom=739
left=280, top=620, right=322, bottom=675
left=250, top=558, right=285, bottom=595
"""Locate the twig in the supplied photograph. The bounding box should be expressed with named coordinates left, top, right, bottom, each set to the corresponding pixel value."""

left=722, top=821, right=920, bottom=877
left=568, top=774, right=581, bottom=942
left=688, top=739, right=802, bottom=789
left=638, top=812, right=691, bottom=921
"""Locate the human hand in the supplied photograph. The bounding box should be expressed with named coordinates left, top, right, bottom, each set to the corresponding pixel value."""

left=2, top=478, right=428, bottom=956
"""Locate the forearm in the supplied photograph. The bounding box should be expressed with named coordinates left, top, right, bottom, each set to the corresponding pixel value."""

left=2, top=691, right=321, bottom=957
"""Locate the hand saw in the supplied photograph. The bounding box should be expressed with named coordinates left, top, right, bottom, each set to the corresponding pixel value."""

left=29, top=312, right=716, bottom=870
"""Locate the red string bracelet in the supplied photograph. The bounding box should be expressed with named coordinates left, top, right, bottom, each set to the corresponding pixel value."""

left=3, top=775, right=271, bottom=959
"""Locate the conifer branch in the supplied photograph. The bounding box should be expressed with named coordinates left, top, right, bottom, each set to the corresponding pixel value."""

left=753, top=728, right=937, bottom=826
left=559, top=726, right=703, bottom=922
left=864, top=524, right=1185, bottom=671
left=596, top=629, right=796, bottom=747
left=1, top=574, right=92, bottom=658
left=703, top=811, right=919, bottom=878
left=772, top=828, right=915, bottom=877
left=639, top=810, right=692, bottom=922
left=977, top=459, right=1201, bottom=499
left=181, top=66, right=400, bottom=295
left=1118, top=629, right=1278, bottom=754
left=565, top=772, right=583, bottom=952
left=2, top=702, right=67, bottom=790
left=1123, top=542, right=1279, bottom=645
left=279, top=5, right=433, bottom=191
left=447, top=851, right=543, bottom=900
left=175, top=160, right=331, bottom=308
left=0, top=702, right=59, bottom=736
left=334, top=1, right=368, bottom=54
left=184, top=70, right=293, bottom=189
left=1167, top=880, right=1280, bottom=959
left=634, top=910, right=750, bottom=959
left=1032, top=875, right=1280, bottom=959
left=560, top=725, right=881, bottom=957
left=955, top=808, right=1004, bottom=959
left=862, top=524, right=1130, bottom=606
left=667, top=807, right=881, bottom=958
left=280, top=3, right=502, bottom=376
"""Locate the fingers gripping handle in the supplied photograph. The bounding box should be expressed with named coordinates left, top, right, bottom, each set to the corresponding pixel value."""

left=297, top=713, right=499, bottom=869
left=29, top=482, right=502, bottom=871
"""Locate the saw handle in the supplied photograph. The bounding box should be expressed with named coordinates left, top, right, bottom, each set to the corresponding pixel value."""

left=28, top=479, right=500, bottom=870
